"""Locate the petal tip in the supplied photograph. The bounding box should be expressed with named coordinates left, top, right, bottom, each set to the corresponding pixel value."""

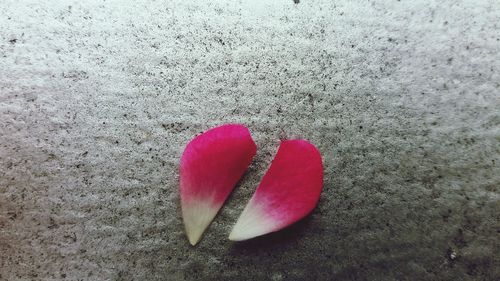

left=188, top=234, right=201, bottom=246
left=228, top=201, right=277, bottom=241
left=182, top=199, right=219, bottom=246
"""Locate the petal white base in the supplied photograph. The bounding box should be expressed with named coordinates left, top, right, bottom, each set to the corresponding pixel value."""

left=182, top=199, right=219, bottom=245
left=229, top=199, right=277, bottom=241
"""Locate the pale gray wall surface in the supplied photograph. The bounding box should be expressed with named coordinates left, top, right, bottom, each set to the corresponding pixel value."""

left=1, top=0, right=499, bottom=280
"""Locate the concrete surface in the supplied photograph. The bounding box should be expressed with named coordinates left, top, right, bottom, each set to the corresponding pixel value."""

left=1, top=0, right=499, bottom=280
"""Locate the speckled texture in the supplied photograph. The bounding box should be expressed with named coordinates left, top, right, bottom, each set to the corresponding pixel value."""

left=1, top=0, right=499, bottom=280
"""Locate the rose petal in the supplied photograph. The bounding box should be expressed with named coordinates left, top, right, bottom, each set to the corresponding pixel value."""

left=180, top=124, right=256, bottom=245
left=229, top=139, right=323, bottom=241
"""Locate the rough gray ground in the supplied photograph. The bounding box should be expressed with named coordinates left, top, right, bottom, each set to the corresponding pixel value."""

left=1, top=0, right=499, bottom=280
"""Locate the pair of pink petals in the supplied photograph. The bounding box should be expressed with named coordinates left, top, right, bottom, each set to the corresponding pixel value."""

left=180, top=124, right=323, bottom=245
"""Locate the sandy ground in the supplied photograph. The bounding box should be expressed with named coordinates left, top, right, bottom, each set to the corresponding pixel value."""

left=1, top=0, right=499, bottom=280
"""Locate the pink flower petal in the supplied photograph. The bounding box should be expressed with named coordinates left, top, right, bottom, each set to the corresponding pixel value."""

left=180, top=124, right=256, bottom=245
left=229, top=139, right=323, bottom=241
